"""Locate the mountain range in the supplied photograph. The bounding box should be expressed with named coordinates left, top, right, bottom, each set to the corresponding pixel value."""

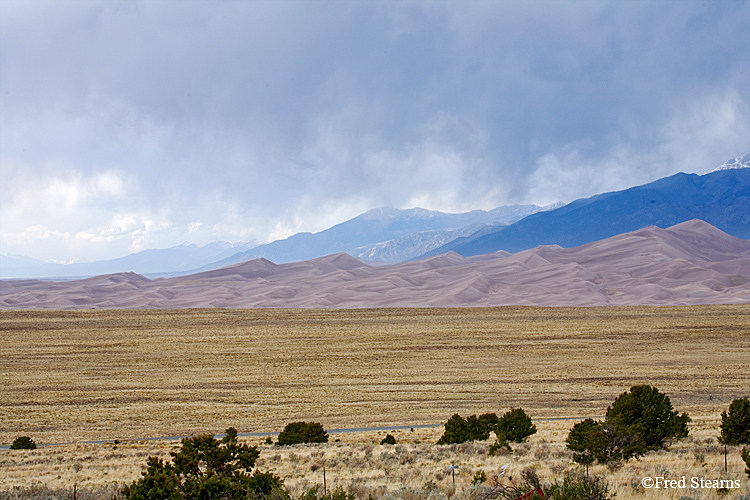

left=1, top=154, right=748, bottom=281
left=2, top=219, right=748, bottom=309
left=422, top=159, right=750, bottom=258
left=0, top=203, right=556, bottom=279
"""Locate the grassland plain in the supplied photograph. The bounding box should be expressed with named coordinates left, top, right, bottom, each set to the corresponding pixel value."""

left=1, top=306, right=749, bottom=498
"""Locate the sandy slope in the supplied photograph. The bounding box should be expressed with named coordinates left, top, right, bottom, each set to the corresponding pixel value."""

left=2, top=219, right=749, bottom=309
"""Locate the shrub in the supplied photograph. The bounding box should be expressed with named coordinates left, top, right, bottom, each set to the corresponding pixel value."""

left=566, top=418, right=608, bottom=468
left=380, top=434, right=396, bottom=445
left=489, top=431, right=512, bottom=456
left=545, top=472, right=611, bottom=500
left=472, top=470, right=487, bottom=485
left=300, top=485, right=356, bottom=500
left=437, top=414, right=469, bottom=444
left=479, top=468, right=543, bottom=499
left=496, top=408, right=536, bottom=443
left=566, top=385, right=690, bottom=464
left=122, top=427, right=287, bottom=500
left=9, top=436, right=36, bottom=450
left=437, top=412, right=501, bottom=445
left=742, top=447, right=750, bottom=478
left=719, top=397, right=750, bottom=445
left=470, top=413, right=501, bottom=441
left=604, top=385, right=690, bottom=460
left=276, top=422, right=329, bottom=446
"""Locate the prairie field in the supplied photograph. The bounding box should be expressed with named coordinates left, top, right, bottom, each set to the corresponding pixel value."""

left=1, top=305, right=749, bottom=498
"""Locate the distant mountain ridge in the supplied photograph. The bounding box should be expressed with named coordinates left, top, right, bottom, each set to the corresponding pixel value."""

left=3, top=154, right=748, bottom=279
left=2, top=219, right=748, bottom=309
left=183, top=203, right=557, bottom=271
left=0, top=203, right=554, bottom=279
left=420, top=162, right=750, bottom=259
left=0, top=241, right=257, bottom=280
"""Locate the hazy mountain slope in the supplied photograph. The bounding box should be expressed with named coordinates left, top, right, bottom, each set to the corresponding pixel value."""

left=0, top=204, right=554, bottom=279
left=0, top=254, right=48, bottom=268
left=0, top=241, right=256, bottom=279
left=422, top=166, right=750, bottom=258
left=2, top=220, right=748, bottom=309
left=350, top=223, right=489, bottom=264
left=196, top=204, right=554, bottom=269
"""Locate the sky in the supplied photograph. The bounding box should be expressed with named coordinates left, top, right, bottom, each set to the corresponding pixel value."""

left=1, top=0, right=749, bottom=263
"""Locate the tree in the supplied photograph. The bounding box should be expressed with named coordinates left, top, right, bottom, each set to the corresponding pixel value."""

left=437, top=414, right=470, bottom=445
left=604, top=385, right=690, bottom=460
left=566, top=419, right=608, bottom=472
left=123, top=427, right=287, bottom=500
left=496, top=408, right=537, bottom=443
left=438, top=413, right=501, bottom=445
left=9, top=436, right=36, bottom=450
left=719, top=397, right=750, bottom=445
left=742, top=447, right=750, bottom=479
left=276, top=422, right=328, bottom=446
left=469, top=413, right=501, bottom=441
left=566, top=385, right=690, bottom=465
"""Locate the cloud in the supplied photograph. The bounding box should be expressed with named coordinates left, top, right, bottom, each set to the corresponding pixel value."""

left=5, top=225, right=70, bottom=246
left=1, top=0, right=748, bottom=261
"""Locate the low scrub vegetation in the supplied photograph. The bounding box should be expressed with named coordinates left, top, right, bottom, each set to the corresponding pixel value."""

left=9, top=436, right=36, bottom=450
left=2, top=422, right=748, bottom=500
left=277, top=422, right=329, bottom=446
left=566, top=385, right=690, bottom=467
left=437, top=408, right=536, bottom=448
left=123, top=427, right=285, bottom=500
left=107, top=389, right=747, bottom=499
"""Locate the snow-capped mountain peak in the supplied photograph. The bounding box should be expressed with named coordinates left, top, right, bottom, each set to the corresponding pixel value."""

left=709, top=153, right=750, bottom=173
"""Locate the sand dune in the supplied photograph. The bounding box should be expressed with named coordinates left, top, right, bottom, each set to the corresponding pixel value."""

left=2, top=220, right=749, bottom=309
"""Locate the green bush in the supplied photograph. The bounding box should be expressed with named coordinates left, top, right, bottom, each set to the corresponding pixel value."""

left=566, top=385, right=690, bottom=464
left=380, top=433, right=396, bottom=445
left=437, top=413, right=470, bottom=444
left=566, top=418, right=608, bottom=466
left=497, top=408, right=537, bottom=443
left=470, top=413, right=501, bottom=441
left=472, top=469, right=487, bottom=485
left=9, top=436, right=37, bottom=450
left=719, top=397, right=750, bottom=445
left=489, top=431, right=512, bottom=455
left=605, top=385, right=690, bottom=460
left=437, top=412, right=502, bottom=444
left=122, top=427, right=287, bottom=500
left=276, top=422, right=329, bottom=446
left=545, top=472, right=611, bottom=500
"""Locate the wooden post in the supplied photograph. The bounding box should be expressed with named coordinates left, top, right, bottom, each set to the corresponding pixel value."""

left=724, top=445, right=728, bottom=472
left=323, top=466, right=327, bottom=494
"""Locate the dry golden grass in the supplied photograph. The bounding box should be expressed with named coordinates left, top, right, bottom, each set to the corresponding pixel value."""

left=1, top=305, right=749, bottom=498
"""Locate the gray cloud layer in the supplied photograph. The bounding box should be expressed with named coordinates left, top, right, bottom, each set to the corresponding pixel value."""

left=1, top=0, right=748, bottom=261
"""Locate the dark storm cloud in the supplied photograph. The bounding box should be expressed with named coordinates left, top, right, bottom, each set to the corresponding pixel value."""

left=1, top=0, right=748, bottom=261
